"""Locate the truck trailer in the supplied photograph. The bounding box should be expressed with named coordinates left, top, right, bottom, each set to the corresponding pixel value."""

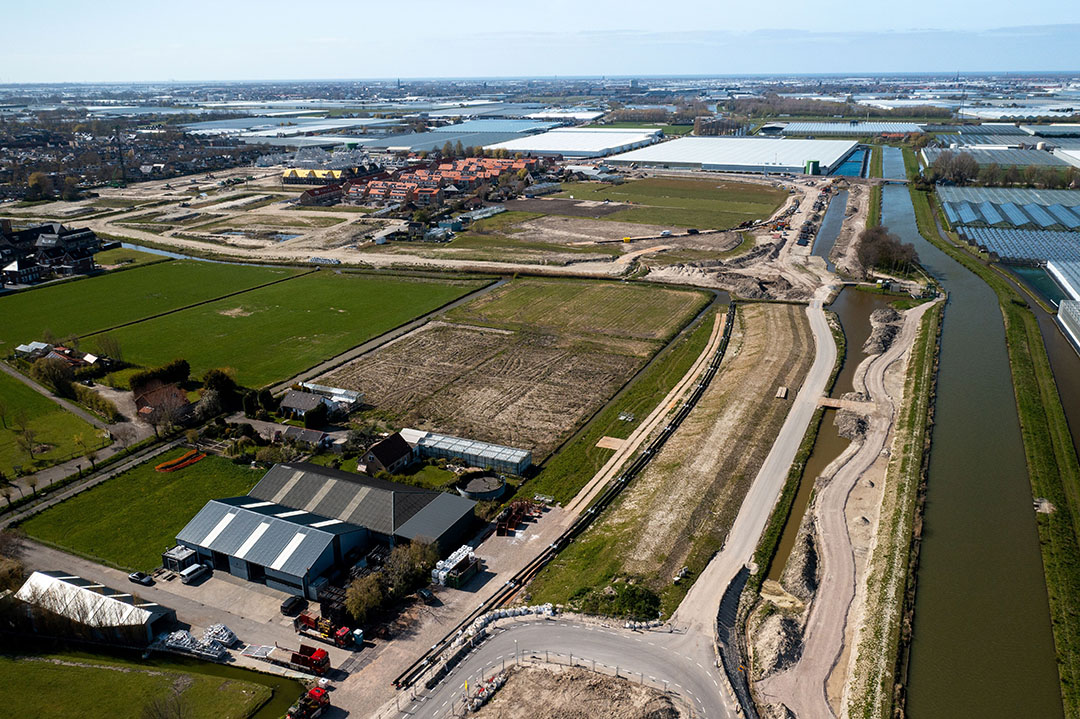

left=240, top=643, right=330, bottom=675
left=294, top=611, right=363, bottom=648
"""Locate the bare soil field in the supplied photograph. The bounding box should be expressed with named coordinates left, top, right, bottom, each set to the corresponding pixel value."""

left=472, top=665, right=682, bottom=719
left=320, top=279, right=708, bottom=457
left=528, top=302, right=815, bottom=613
left=510, top=215, right=670, bottom=245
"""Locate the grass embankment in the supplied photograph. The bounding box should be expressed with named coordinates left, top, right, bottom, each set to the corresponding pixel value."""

left=869, top=146, right=884, bottom=179
left=0, top=654, right=271, bottom=719
left=904, top=148, right=1080, bottom=718
left=20, top=450, right=262, bottom=571
left=0, top=371, right=106, bottom=477
left=0, top=260, right=301, bottom=353
left=93, top=246, right=168, bottom=268
left=95, top=273, right=486, bottom=388
left=848, top=301, right=941, bottom=719
left=518, top=306, right=718, bottom=505
left=867, top=185, right=881, bottom=228
left=556, top=177, right=788, bottom=230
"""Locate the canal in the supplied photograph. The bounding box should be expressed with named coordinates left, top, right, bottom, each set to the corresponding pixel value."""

left=768, top=286, right=895, bottom=581
left=880, top=178, right=1063, bottom=718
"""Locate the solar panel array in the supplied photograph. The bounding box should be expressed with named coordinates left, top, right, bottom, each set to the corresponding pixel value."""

left=960, top=227, right=1080, bottom=262
left=943, top=200, right=1080, bottom=230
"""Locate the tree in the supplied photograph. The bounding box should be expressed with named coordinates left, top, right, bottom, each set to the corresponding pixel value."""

left=95, top=334, right=124, bottom=362
left=441, top=141, right=454, bottom=158
left=61, top=177, right=81, bottom=201
left=242, top=391, right=259, bottom=418
left=454, top=140, right=465, bottom=157
left=255, top=446, right=287, bottom=465
left=345, top=573, right=385, bottom=625
left=25, top=475, right=38, bottom=497
left=140, top=689, right=192, bottom=719
left=113, top=424, right=136, bottom=454
left=74, top=434, right=97, bottom=471
left=0, top=397, right=7, bottom=429
left=31, top=357, right=74, bottom=397
left=27, top=172, right=53, bottom=201
left=384, top=541, right=439, bottom=599
left=257, top=388, right=277, bottom=413
left=202, top=369, right=239, bottom=409
left=16, top=426, right=39, bottom=460
left=185, top=429, right=200, bottom=447
left=303, top=403, right=328, bottom=429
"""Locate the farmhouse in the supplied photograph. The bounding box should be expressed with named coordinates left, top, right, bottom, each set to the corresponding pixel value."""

left=15, top=571, right=176, bottom=645
left=174, top=462, right=477, bottom=597
left=279, top=390, right=326, bottom=419
left=363, top=432, right=416, bottom=474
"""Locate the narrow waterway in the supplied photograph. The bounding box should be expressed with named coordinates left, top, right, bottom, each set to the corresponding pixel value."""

left=811, top=190, right=849, bottom=273
left=881, top=181, right=1063, bottom=718
left=768, top=287, right=893, bottom=580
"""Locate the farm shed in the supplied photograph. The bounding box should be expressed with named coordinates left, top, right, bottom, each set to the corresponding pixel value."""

left=15, top=571, right=176, bottom=644
left=175, top=463, right=478, bottom=596
left=176, top=496, right=368, bottom=600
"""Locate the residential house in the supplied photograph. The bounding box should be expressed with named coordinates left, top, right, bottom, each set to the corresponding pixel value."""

left=299, top=184, right=342, bottom=206
left=279, top=390, right=326, bottom=419
left=363, top=433, right=416, bottom=475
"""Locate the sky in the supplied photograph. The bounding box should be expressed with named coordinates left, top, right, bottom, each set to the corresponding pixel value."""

left=3, top=0, right=1080, bottom=83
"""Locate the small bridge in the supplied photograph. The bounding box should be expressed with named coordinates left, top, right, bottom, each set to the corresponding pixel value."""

left=818, top=396, right=876, bottom=414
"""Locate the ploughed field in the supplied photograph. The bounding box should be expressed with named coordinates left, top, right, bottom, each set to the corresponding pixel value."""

left=321, top=278, right=709, bottom=458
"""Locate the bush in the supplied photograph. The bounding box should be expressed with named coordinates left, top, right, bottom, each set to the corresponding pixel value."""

left=574, top=579, right=661, bottom=621
left=303, top=403, right=328, bottom=429
left=73, top=384, right=122, bottom=422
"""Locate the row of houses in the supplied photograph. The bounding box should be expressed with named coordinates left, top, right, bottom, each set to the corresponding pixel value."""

left=0, top=220, right=101, bottom=285
left=342, top=157, right=544, bottom=208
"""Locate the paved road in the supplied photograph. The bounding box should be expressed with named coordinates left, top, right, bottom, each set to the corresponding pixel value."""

left=672, top=287, right=837, bottom=643
left=400, top=619, right=728, bottom=719
left=0, top=361, right=107, bottom=429
left=757, top=300, right=936, bottom=719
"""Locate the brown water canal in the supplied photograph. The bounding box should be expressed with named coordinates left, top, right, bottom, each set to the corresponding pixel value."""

left=768, top=287, right=894, bottom=581
left=880, top=181, right=1063, bottom=719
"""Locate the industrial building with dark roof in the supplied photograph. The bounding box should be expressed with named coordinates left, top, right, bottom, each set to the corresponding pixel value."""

left=174, top=462, right=476, bottom=598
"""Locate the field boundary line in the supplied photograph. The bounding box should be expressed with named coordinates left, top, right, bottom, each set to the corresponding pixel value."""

left=268, top=277, right=503, bottom=393
left=77, top=267, right=318, bottom=342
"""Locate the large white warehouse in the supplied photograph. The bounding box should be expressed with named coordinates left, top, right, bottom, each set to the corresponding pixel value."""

left=606, top=137, right=859, bottom=174
left=484, top=127, right=661, bottom=158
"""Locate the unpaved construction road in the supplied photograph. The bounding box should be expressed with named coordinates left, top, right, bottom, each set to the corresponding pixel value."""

left=756, top=300, right=936, bottom=719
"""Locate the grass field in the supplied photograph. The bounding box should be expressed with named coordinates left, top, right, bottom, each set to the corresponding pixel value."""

left=95, top=272, right=486, bottom=387
left=556, top=178, right=787, bottom=230
left=21, top=449, right=262, bottom=571
left=93, top=247, right=167, bottom=268
left=0, top=261, right=302, bottom=353
left=195, top=214, right=345, bottom=231
left=0, top=371, right=106, bottom=477
left=446, top=277, right=707, bottom=342
left=0, top=654, right=271, bottom=719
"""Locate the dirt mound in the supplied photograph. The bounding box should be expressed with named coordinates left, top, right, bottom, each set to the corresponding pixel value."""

left=784, top=525, right=819, bottom=603
left=751, top=613, right=805, bottom=680
left=834, top=392, right=870, bottom=440
left=863, top=307, right=903, bottom=355
left=473, top=665, right=682, bottom=719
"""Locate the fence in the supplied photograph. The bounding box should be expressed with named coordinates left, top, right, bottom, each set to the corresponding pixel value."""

left=375, top=647, right=699, bottom=719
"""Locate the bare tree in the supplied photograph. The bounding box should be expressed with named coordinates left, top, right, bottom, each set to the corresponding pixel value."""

left=140, top=689, right=192, bottom=719
left=74, top=434, right=98, bottom=471
left=95, top=334, right=124, bottom=363
left=16, top=426, right=39, bottom=460
left=25, top=475, right=38, bottom=497
left=113, top=424, right=136, bottom=454
left=0, top=397, right=7, bottom=429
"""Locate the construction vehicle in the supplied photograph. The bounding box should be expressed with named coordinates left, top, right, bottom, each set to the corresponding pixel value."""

left=240, top=643, right=330, bottom=675
left=286, top=687, right=331, bottom=719
left=293, top=611, right=363, bottom=648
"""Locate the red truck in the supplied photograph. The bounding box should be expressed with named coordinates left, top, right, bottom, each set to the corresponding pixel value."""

left=286, top=687, right=331, bottom=718
left=293, top=611, right=363, bottom=648
left=240, top=643, right=330, bottom=675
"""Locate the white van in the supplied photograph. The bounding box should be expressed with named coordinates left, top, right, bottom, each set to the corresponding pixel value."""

left=180, top=564, right=209, bottom=585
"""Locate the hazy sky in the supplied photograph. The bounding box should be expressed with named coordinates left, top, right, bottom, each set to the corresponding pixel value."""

left=4, top=0, right=1080, bottom=82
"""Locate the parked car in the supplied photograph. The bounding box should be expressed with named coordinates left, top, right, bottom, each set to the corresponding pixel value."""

left=417, top=587, right=435, bottom=604
left=280, top=595, right=306, bottom=616
left=686, top=228, right=699, bottom=235
left=128, top=571, right=153, bottom=586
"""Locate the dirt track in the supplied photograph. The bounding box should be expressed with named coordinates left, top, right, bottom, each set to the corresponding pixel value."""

left=755, top=300, right=937, bottom=719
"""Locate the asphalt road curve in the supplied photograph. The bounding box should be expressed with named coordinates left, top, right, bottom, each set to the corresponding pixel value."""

left=399, top=619, right=732, bottom=719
